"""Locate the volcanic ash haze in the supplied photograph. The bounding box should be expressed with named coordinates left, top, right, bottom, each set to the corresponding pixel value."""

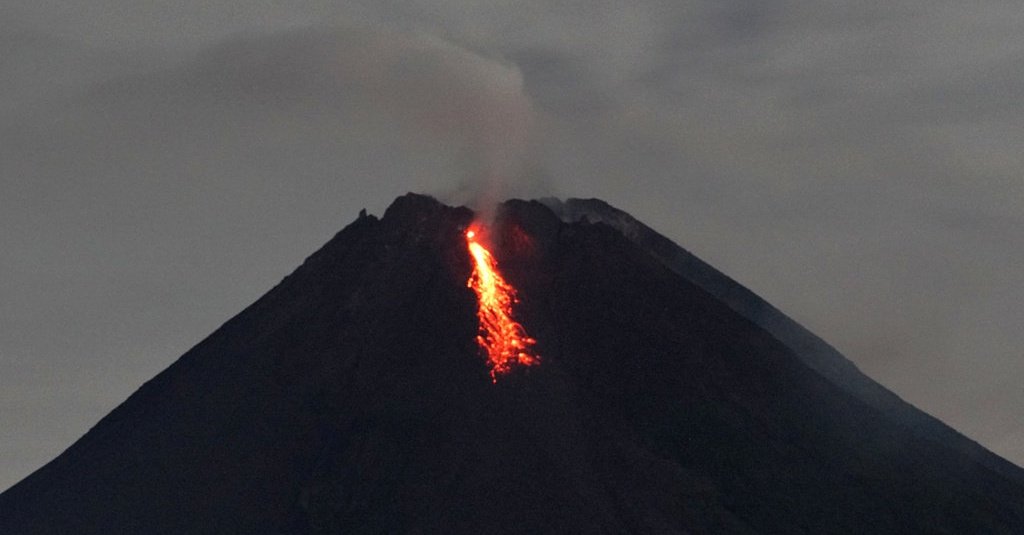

left=1, top=194, right=1023, bottom=534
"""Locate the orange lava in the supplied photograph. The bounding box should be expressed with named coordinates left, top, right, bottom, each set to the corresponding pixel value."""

left=465, top=225, right=540, bottom=381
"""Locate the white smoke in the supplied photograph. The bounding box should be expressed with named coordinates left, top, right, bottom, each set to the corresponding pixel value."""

left=313, top=26, right=538, bottom=207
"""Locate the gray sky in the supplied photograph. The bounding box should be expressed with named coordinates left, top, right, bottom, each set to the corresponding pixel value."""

left=2, top=1, right=1022, bottom=491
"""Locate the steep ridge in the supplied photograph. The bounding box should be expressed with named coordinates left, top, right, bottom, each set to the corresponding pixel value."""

left=1, top=194, right=1022, bottom=534
left=542, top=197, right=1024, bottom=486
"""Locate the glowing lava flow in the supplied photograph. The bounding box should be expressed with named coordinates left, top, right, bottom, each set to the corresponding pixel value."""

left=465, top=226, right=540, bottom=381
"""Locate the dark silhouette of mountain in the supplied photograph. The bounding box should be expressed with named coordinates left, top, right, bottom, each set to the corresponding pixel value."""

left=541, top=198, right=1024, bottom=485
left=2, top=193, right=1023, bottom=534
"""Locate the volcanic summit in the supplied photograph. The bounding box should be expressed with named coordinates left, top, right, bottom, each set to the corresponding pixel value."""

left=2, top=194, right=1023, bottom=534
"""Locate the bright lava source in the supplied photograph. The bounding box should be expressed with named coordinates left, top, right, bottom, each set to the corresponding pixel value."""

left=465, top=225, right=540, bottom=381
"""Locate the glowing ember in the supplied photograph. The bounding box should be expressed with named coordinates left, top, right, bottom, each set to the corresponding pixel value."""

left=465, top=224, right=540, bottom=381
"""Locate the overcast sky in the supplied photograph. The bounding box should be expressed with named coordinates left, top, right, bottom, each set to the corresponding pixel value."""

left=3, top=1, right=1023, bottom=491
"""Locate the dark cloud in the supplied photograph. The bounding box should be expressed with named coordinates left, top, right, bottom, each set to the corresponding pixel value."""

left=2, top=1, right=1022, bottom=490
left=509, top=47, right=615, bottom=116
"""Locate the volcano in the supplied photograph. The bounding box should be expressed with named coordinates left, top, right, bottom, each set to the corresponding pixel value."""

left=2, top=194, right=1023, bottom=534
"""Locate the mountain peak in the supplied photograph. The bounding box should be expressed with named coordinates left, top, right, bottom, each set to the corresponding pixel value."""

left=3, top=195, right=1023, bottom=534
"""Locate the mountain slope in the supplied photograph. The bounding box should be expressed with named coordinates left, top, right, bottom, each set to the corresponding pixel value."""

left=2, top=194, right=1022, bottom=534
left=542, top=197, right=1024, bottom=486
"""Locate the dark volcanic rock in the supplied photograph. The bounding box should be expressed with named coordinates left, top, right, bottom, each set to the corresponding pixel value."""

left=2, top=193, right=1023, bottom=534
left=541, top=197, right=1024, bottom=487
